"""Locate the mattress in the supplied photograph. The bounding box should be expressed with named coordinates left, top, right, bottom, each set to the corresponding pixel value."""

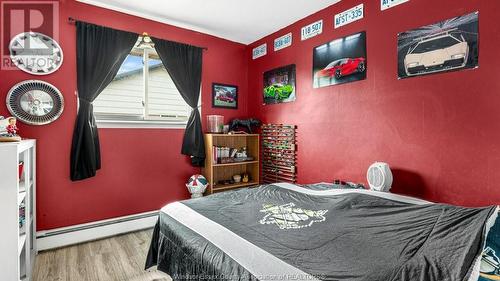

left=146, top=183, right=498, bottom=281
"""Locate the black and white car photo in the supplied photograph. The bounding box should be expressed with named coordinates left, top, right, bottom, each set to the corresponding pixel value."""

left=404, top=30, right=469, bottom=76
left=398, top=12, right=478, bottom=79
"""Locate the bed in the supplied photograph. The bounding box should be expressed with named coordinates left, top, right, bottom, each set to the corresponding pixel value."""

left=145, top=183, right=499, bottom=281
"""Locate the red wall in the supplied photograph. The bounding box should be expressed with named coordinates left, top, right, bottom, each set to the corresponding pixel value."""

left=247, top=0, right=500, bottom=207
left=3, top=0, right=498, bottom=231
left=0, top=0, right=248, bottom=230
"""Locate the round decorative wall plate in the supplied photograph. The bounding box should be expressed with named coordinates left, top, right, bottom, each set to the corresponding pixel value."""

left=9, top=32, right=63, bottom=75
left=6, top=80, right=64, bottom=125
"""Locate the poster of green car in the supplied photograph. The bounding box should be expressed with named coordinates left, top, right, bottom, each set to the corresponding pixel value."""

left=263, top=64, right=296, bottom=105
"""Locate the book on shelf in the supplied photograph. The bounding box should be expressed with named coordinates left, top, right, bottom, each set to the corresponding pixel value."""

left=19, top=202, right=25, bottom=229
left=212, top=146, right=252, bottom=164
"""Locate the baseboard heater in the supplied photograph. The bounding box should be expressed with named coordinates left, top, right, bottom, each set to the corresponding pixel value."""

left=36, top=210, right=159, bottom=251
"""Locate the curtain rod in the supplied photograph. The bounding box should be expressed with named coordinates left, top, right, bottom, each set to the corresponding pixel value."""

left=67, top=17, right=208, bottom=50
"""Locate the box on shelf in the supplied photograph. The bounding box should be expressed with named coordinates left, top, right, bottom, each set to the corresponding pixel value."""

left=207, top=115, right=224, bottom=133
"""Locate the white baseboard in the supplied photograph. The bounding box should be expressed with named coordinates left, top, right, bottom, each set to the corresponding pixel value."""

left=36, top=210, right=158, bottom=251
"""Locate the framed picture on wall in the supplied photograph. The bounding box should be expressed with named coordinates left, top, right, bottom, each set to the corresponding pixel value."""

left=263, top=64, right=296, bottom=105
left=397, top=12, right=479, bottom=79
left=312, top=31, right=367, bottom=88
left=212, top=83, right=238, bottom=109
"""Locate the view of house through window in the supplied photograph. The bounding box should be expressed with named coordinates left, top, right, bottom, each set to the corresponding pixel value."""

left=93, top=43, right=191, bottom=124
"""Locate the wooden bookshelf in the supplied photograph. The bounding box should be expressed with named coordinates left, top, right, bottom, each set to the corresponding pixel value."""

left=202, top=134, right=260, bottom=194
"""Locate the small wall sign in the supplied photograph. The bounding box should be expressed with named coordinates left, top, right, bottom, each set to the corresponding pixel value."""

left=274, top=33, right=292, bottom=51
left=335, top=4, right=364, bottom=29
left=301, top=20, right=323, bottom=41
left=252, top=43, right=267, bottom=60
left=381, top=0, right=409, bottom=11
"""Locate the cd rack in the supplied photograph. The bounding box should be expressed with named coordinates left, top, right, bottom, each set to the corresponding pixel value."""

left=261, top=124, right=297, bottom=184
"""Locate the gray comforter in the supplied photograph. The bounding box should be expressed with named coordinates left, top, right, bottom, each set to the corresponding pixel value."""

left=146, top=184, right=497, bottom=281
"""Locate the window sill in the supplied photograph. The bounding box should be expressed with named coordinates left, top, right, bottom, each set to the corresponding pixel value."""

left=96, top=120, right=187, bottom=129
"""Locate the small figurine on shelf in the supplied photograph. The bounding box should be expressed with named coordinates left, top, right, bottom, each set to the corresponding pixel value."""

left=233, top=174, right=242, bottom=183
left=0, top=116, right=21, bottom=142
left=242, top=174, right=249, bottom=183
left=6, top=117, right=18, bottom=135
left=236, top=147, right=248, bottom=158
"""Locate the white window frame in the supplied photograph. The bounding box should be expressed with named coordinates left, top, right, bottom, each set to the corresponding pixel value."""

left=95, top=47, right=201, bottom=129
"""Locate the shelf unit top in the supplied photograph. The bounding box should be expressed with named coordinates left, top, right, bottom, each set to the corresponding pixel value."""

left=0, top=139, right=36, bottom=153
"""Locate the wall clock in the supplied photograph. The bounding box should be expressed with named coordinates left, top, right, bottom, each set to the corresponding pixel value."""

left=6, top=80, right=64, bottom=125
left=9, top=32, right=63, bottom=75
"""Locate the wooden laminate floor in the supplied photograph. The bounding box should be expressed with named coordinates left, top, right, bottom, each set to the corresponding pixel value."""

left=33, top=229, right=172, bottom=281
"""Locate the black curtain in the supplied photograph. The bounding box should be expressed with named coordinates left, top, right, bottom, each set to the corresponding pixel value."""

left=152, top=37, right=205, bottom=166
left=70, top=22, right=137, bottom=181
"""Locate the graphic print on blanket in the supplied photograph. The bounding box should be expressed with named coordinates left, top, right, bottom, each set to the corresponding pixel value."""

left=259, top=203, right=328, bottom=229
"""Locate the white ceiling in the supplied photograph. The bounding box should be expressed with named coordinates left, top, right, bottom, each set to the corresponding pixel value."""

left=77, top=0, right=341, bottom=44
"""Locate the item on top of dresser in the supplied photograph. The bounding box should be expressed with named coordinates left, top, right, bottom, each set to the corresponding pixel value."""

left=367, top=162, right=393, bottom=192
left=228, top=118, right=261, bottom=134
left=233, top=174, right=242, bottom=183
left=0, top=116, right=21, bottom=142
left=6, top=117, right=18, bottom=135
left=0, top=116, right=8, bottom=134
left=186, top=174, right=208, bottom=198
left=207, top=115, right=224, bottom=133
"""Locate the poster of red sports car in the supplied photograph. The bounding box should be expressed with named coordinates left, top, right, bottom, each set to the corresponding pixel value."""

left=313, top=31, right=367, bottom=88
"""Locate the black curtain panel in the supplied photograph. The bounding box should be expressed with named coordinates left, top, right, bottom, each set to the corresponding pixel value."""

left=152, top=37, right=205, bottom=166
left=70, top=21, right=137, bottom=181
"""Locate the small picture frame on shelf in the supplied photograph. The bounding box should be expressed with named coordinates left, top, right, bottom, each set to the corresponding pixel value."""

left=212, top=83, right=238, bottom=109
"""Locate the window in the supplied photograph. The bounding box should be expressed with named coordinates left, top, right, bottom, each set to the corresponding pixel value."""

left=93, top=43, right=193, bottom=128
left=411, top=35, right=461, bottom=54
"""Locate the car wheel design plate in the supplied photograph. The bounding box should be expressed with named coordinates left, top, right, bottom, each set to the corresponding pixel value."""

left=9, top=32, right=63, bottom=75
left=6, top=80, right=64, bottom=125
